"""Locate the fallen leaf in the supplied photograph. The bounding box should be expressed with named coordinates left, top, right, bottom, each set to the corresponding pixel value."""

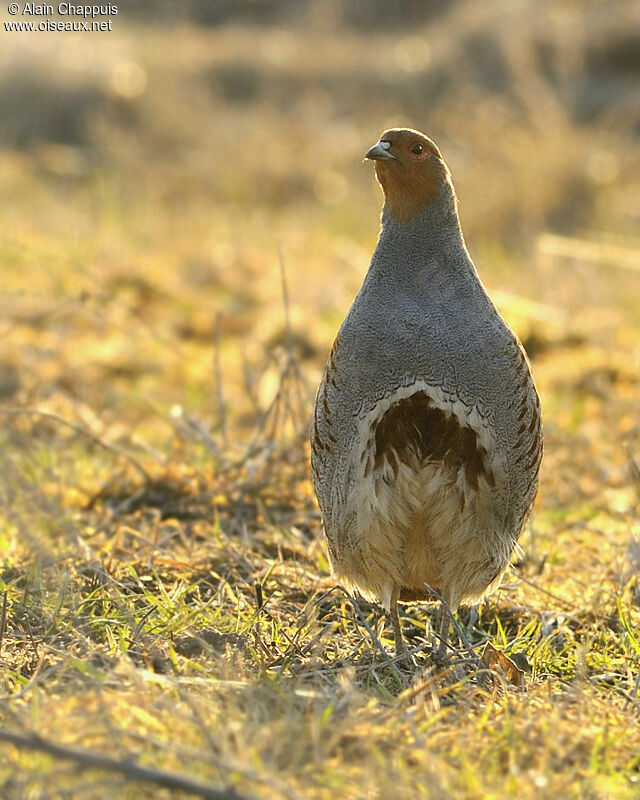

left=481, top=641, right=526, bottom=688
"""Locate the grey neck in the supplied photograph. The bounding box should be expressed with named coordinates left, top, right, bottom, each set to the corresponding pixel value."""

left=367, top=184, right=472, bottom=290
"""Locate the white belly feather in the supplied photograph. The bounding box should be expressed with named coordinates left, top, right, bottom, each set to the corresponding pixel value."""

left=328, top=383, right=513, bottom=612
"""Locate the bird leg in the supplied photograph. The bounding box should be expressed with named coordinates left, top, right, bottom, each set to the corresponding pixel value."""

left=424, top=582, right=455, bottom=660
left=435, top=600, right=450, bottom=659
left=424, top=582, right=482, bottom=667
left=388, top=587, right=408, bottom=660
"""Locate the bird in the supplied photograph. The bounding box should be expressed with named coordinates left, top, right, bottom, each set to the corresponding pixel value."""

left=310, top=128, right=542, bottom=660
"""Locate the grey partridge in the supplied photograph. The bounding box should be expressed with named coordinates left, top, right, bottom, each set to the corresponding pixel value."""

left=311, top=128, right=543, bottom=658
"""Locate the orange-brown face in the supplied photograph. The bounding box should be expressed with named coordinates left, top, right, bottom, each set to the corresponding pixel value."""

left=364, top=128, right=448, bottom=223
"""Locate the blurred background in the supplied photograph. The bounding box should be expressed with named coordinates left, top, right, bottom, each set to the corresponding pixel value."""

left=1, top=3, right=640, bottom=796
left=2, top=0, right=640, bottom=425
left=1, top=0, right=639, bottom=545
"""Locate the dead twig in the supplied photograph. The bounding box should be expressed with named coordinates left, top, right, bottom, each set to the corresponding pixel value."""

left=626, top=444, right=640, bottom=490
left=0, top=590, right=7, bottom=655
left=278, top=245, right=293, bottom=352
left=345, top=595, right=406, bottom=685
left=213, top=311, right=228, bottom=447
left=538, top=233, right=640, bottom=273
left=1, top=407, right=150, bottom=483
left=0, top=730, right=251, bottom=800
left=514, top=573, right=576, bottom=610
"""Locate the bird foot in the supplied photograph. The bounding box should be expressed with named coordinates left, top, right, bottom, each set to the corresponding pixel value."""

left=394, top=646, right=417, bottom=670
left=429, top=643, right=451, bottom=668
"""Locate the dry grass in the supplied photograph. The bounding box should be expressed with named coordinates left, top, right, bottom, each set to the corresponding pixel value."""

left=1, top=1, right=640, bottom=798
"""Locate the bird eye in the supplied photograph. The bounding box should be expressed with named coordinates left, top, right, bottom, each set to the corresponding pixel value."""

left=411, top=143, right=424, bottom=155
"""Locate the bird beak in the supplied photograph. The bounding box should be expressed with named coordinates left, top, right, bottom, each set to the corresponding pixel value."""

left=364, top=141, right=397, bottom=161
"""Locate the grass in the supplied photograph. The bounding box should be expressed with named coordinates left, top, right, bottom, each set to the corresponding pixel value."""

left=1, top=2, right=640, bottom=798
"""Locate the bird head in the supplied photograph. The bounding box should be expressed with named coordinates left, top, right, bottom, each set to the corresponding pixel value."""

left=364, top=128, right=453, bottom=223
